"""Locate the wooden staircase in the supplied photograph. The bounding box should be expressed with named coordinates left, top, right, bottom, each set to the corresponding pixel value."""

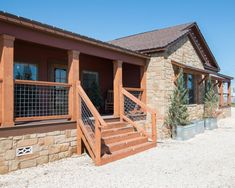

left=77, top=82, right=157, bottom=166
left=100, top=120, right=156, bottom=165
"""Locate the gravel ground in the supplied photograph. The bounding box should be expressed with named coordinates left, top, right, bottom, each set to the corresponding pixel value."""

left=1, top=109, right=235, bottom=188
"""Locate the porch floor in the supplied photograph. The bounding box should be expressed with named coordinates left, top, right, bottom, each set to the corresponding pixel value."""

left=14, top=115, right=118, bottom=127
left=15, top=119, right=74, bottom=126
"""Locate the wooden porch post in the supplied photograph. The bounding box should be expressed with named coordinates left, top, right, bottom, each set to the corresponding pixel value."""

left=227, top=81, right=231, bottom=106
left=0, top=34, right=15, bottom=127
left=140, top=65, right=147, bottom=103
left=113, top=60, right=123, bottom=117
left=219, top=80, right=224, bottom=107
left=68, top=50, right=80, bottom=120
left=68, top=50, right=82, bottom=155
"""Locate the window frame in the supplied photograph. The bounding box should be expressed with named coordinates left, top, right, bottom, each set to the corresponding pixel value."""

left=184, top=72, right=196, bottom=105
left=54, top=68, right=67, bottom=83
left=14, top=62, right=38, bottom=81
left=50, top=63, right=68, bottom=83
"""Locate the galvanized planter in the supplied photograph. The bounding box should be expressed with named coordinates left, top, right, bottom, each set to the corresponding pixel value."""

left=172, top=122, right=197, bottom=141
left=194, top=120, right=205, bottom=134
left=204, top=118, right=218, bottom=130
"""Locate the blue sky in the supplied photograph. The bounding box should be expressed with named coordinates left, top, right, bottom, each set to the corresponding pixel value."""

left=1, top=0, right=235, bottom=84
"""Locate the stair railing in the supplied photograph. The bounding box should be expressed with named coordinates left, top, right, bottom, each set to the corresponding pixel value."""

left=77, top=81, right=107, bottom=164
left=120, top=87, right=157, bottom=143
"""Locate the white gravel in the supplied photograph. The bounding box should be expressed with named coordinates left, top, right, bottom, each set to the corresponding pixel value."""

left=1, top=109, right=235, bottom=188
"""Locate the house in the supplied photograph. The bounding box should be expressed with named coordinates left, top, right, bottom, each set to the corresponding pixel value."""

left=0, top=12, right=232, bottom=174
left=110, top=22, right=233, bottom=138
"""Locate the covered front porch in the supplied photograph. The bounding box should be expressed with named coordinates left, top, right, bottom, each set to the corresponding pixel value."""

left=172, top=60, right=233, bottom=111
left=0, top=37, right=147, bottom=127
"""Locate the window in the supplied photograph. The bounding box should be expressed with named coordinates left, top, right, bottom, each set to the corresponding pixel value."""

left=54, top=68, right=67, bottom=83
left=14, top=62, right=38, bottom=80
left=184, top=73, right=195, bottom=104
left=82, top=71, right=99, bottom=91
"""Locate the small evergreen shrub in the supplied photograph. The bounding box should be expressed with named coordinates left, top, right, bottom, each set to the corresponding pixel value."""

left=167, top=68, right=190, bottom=127
left=204, top=77, right=218, bottom=118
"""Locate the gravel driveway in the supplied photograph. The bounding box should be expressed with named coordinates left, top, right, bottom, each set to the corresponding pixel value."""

left=1, top=109, right=235, bottom=188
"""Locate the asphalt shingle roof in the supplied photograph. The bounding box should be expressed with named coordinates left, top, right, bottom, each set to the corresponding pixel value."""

left=109, top=22, right=194, bottom=51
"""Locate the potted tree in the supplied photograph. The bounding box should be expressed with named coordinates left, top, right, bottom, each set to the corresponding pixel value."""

left=167, top=69, right=197, bottom=140
left=204, top=78, right=218, bottom=130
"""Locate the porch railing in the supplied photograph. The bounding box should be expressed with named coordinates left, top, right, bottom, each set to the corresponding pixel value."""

left=14, top=79, right=71, bottom=121
left=124, top=87, right=144, bottom=101
left=120, top=87, right=157, bottom=142
left=77, top=82, right=107, bottom=164
left=223, top=92, right=231, bottom=107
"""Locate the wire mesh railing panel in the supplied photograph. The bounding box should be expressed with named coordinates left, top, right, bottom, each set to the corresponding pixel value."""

left=124, top=95, right=146, bottom=121
left=14, top=84, right=69, bottom=118
left=127, top=90, right=143, bottom=100
left=81, top=97, right=95, bottom=134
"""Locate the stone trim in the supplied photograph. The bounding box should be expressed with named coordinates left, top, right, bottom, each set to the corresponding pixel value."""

left=0, top=129, right=77, bottom=174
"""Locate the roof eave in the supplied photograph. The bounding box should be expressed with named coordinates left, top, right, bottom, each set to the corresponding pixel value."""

left=0, top=11, right=150, bottom=60
left=191, top=23, right=221, bottom=72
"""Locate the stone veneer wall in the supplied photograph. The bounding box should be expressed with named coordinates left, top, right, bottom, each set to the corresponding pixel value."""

left=0, top=129, right=77, bottom=174
left=147, top=35, right=209, bottom=139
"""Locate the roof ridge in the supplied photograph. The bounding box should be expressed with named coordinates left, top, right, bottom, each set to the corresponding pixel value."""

left=109, top=22, right=195, bottom=42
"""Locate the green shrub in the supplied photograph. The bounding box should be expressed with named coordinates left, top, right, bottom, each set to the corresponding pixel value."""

left=167, top=68, right=190, bottom=127
left=204, top=78, right=218, bottom=118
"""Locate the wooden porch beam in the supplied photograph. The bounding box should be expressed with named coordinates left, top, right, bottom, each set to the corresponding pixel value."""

left=68, top=50, right=82, bottom=155
left=198, top=75, right=208, bottom=85
left=140, top=64, right=147, bottom=103
left=113, top=60, right=123, bottom=117
left=0, top=34, right=15, bottom=127
left=68, top=50, right=80, bottom=121
left=227, top=81, right=231, bottom=106
left=213, top=81, right=220, bottom=87
left=219, top=81, right=224, bottom=107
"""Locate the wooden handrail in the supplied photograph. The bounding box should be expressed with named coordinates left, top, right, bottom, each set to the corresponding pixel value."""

left=124, top=87, right=144, bottom=92
left=121, top=87, right=157, bottom=143
left=15, top=79, right=72, bottom=87
left=77, top=82, right=104, bottom=164
left=121, top=88, right=156, bottom=114
left=123, top=115, right=148, bottom=137
left=77, top=83, right=107, bottom=127
left=77, top=120, right=95, bottom=160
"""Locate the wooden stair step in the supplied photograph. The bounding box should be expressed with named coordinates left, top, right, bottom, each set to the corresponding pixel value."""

left=102, top=122, right=128, bottom=130
left=101, top=126, right=134, bottom=137
left=105, top=136, right=148, bottom=153
left=103, top=117, right=120, bottom=123
left=99, top=142, right=156, bottom=165
left=102, top=132, right=140, bottom=144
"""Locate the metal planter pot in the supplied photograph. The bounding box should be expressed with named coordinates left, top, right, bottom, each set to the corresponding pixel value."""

left=194, top=120, right=205, bottom=134
left=172, top=122, right=197, bottom=141
left=204, top=118, right=218, bottom=130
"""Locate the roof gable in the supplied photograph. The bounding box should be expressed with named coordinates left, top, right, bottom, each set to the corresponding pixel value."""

left=109, top=23, right=193, bottom=51
left=109, top=23, right=220, bottom=72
